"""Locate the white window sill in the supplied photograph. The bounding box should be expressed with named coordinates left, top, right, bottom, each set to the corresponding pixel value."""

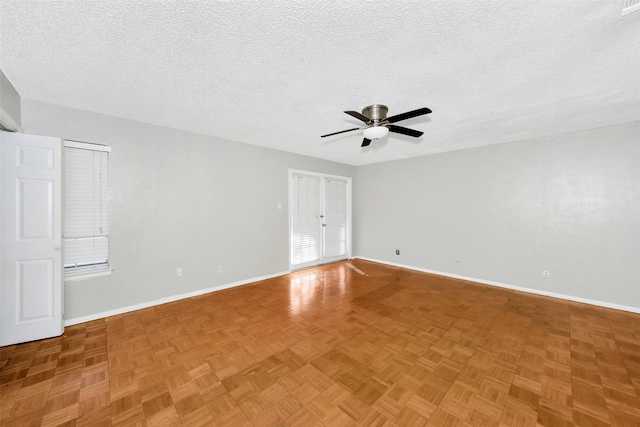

left=65, top=268, right=113, bottom=282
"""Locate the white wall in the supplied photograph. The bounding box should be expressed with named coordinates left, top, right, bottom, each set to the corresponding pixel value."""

left=21, top=100, right=356, bottom=322
left=0, top=69, right=21, bottom=131
left=19, top=99, right=640, bottom=319
left=355, top=121, right=640, bottom=311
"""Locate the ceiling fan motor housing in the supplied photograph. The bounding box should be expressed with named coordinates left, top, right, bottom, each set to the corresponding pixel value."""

left=362, top=104, right=388, bottom=123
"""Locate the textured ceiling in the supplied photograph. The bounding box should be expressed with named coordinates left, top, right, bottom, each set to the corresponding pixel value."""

left=1, top=1, right=639, bottom=166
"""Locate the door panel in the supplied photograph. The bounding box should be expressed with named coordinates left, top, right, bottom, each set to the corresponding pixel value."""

left=19, top=179, right=54, bottom=239
left=19, top=259, right=54, bottom=320
left=17, top=145, right=55, bottom=168
left=1, top=131, right=63, bottom=346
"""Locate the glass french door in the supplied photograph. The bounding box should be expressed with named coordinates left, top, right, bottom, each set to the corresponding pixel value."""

left=290, top=171, right=351, bottom=270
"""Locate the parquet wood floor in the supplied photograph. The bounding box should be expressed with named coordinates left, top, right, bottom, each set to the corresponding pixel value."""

left=2, top=260, right=640, bottom=426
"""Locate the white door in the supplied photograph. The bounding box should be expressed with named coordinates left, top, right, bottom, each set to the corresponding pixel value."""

left=290, top=171, right=351, bottom=270
left=1, top=132, right=64, bottom=346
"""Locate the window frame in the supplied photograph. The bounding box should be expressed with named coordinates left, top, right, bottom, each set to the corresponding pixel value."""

left=63, top=140, right=112, bottom=281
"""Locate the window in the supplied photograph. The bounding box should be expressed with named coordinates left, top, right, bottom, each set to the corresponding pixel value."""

left=63, top=140, right=111, bottom=278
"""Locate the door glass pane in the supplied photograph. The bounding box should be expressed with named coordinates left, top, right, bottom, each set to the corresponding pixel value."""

left=324, top=179, right=347, bottom=259
left=291, top=174, right=321, bottom=266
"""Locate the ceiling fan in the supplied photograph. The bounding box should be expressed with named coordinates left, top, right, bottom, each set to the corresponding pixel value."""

left=321, top=104, right=432, bottom=147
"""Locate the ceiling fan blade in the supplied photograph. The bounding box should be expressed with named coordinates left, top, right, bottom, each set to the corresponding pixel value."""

left=361, top=138, right=372, bottom=147
left=321, top=127, right=360, bottom=138
left=385, top=107, right=432, bottom=123
left=345, top=110, right=371, bottom=123
left=387, top=125, right=424, bottom=137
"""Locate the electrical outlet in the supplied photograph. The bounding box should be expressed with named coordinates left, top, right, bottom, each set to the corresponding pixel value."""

left=177, top=268, right=182, bottom=277
left=542, top=270, right=550, bottom=278
left=218, top=266, right=223, bottom=273
left=396, top=249, right=400, bottom=255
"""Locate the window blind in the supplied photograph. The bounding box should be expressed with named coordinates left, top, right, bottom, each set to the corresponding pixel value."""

left=291, top=174, right=321, bottom=266
left=64, top=142, right=110, bottom=274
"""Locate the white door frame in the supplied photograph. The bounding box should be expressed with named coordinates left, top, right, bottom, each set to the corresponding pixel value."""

left=288, top=169, right=352, bottom=271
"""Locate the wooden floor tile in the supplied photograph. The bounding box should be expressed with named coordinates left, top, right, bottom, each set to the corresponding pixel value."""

left=2, top=260, right=640, bottom=425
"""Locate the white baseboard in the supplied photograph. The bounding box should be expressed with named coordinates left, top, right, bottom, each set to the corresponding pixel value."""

left=355, top=256, right=640, bottom=314
left=65, top=258, right=639, bottom=326
left=64, top=270, right=290, bottom=326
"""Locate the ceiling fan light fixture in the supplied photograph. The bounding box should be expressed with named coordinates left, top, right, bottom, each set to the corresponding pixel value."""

left=362, top=126, right=389, bottom=140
